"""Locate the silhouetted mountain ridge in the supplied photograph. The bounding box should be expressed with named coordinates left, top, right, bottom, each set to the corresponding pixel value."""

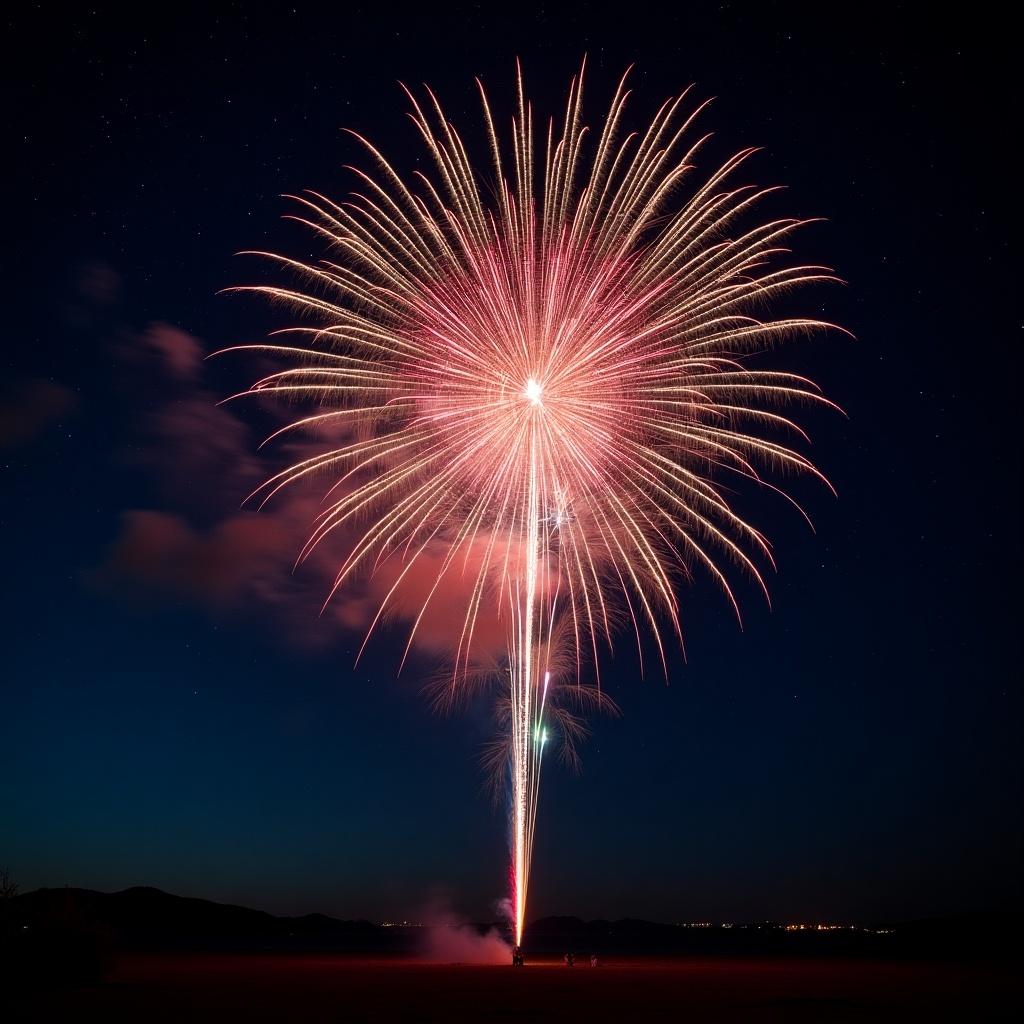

left=5, top=887, right=1018, bottom=958
left=6, top=886, right=381, bottom=949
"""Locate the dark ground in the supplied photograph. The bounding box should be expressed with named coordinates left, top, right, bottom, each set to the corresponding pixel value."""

left=5, top=953, right=1018, bottom=1023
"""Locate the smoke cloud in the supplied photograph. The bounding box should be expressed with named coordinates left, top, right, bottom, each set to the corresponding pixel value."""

left=415, top=899, right=511, bottom=964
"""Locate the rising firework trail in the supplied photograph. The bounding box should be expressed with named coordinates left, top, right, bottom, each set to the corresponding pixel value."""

left=225, top=62, right=842, bottom=946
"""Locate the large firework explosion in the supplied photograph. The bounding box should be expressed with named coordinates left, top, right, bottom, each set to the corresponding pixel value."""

left=226, top=62, right=840, bottom=946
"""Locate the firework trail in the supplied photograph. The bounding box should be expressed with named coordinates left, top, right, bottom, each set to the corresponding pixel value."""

left=226, top=62, right=841, bottom=946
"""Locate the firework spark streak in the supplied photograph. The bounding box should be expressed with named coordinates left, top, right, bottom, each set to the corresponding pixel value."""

left=225, top=62, right=841, bottom=947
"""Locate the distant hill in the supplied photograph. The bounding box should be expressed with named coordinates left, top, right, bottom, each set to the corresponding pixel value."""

left=3, top=887, right=1018, bottom=959
left=4, top=886, right=385, bottom=950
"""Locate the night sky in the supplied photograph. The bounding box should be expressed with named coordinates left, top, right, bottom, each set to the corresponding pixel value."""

left=4, top=3, right=1018, bottom=926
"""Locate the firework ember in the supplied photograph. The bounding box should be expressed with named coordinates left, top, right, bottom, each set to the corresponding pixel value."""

left=226, top=62, right=840, bottom=947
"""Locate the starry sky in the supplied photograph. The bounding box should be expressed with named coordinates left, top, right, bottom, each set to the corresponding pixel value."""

left=3, top=3, right=1018, bottom=925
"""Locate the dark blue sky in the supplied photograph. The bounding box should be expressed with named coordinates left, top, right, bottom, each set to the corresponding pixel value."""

left=3, top=3, right=1018, bottom=925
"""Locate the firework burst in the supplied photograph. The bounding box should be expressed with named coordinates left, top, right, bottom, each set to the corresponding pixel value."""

left=225, top=61, right=841, bottom=946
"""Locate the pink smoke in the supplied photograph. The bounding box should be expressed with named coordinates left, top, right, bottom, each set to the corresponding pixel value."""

left=415, top=899, right=510, bottom=965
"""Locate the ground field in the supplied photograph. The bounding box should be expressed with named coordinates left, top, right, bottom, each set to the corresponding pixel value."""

left=6, top=953, right=1018, bottom=1022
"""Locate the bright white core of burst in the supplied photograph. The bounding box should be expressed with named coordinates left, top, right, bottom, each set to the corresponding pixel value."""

left=524, top=378, right=544, bottom=405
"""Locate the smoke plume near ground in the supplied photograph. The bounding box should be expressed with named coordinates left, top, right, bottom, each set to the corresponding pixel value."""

left=415, top=899, right=510, bottom=964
